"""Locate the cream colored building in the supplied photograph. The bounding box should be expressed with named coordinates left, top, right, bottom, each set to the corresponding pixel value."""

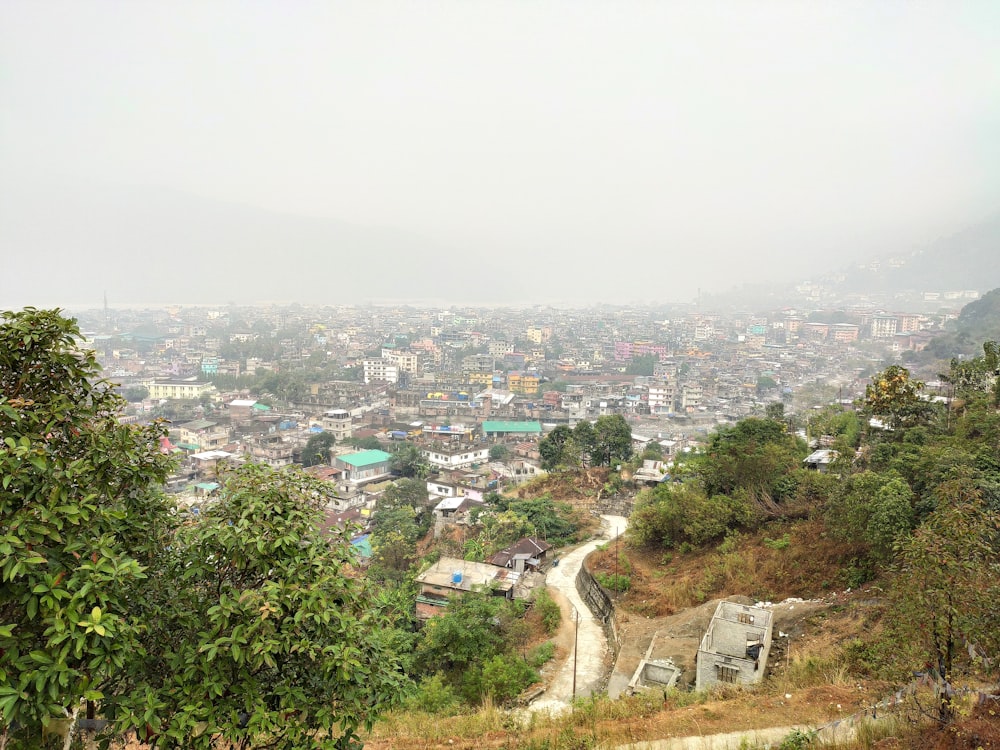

left=147, top=378, right=217, bottom=401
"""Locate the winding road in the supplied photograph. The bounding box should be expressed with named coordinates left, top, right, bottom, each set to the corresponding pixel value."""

left=526, top=514, right=628, bottom=716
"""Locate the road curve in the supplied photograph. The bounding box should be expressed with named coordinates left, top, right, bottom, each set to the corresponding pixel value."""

left=526, top=514, right=628, bottom=716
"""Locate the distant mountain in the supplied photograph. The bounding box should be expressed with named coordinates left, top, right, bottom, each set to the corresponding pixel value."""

left=0, top=183, right=517, bottom=308
left=700, top=211, right=1000, bottom=311
left=835, top=212, right=1000, bottom=295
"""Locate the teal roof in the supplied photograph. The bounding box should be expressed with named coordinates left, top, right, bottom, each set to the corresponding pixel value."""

left=337, top=449, right=392, bottom=468
left=482, top=421, right=542, bottom=434
left=195, top=482, right=220, bottom=491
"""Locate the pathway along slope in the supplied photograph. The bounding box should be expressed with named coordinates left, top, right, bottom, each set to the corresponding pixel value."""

left=527, top=514, right=628, bottom=716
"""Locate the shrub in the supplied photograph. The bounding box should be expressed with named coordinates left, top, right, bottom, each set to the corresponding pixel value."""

left=479, top=654, right=539, bottom=704
left=595, top=572, right=631, bottom=593
left=405, top=673, right=462, bottom=715
left=535, top=589, right=562, bottom=634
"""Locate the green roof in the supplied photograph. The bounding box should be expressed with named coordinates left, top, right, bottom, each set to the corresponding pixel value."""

left=337, top=449, right=392, bottom=468
left=482, top=421, right=542, bottom=434
left=195, top=482, right=220, bottom=491
left=252, top=403, right=272, bottom=411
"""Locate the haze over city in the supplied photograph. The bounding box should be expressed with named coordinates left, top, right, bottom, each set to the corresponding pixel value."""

left=2, top=1, right=999, bottom=309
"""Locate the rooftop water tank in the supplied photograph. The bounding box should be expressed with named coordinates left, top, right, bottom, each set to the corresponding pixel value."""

left=452, top=570, right=463, bottom=584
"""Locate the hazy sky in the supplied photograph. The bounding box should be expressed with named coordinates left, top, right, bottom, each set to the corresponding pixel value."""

left=2, top=1, right=999, bottom=307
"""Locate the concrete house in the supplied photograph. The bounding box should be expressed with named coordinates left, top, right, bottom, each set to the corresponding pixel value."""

left=695, top=601, right=773, bottom=691
left=333, top=449, right=393, bottom=485
left=421, top=443, right=490, bottom=469
left=414, top=556, right=518, bottom=620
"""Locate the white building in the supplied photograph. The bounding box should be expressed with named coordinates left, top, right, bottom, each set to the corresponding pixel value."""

left=362, top=358, right=399, bottom=384
left=421, top=444, right=490, bottom=469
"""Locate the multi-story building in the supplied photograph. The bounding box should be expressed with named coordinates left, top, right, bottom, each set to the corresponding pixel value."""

left=831, top=324, right=860, bottom=343
left=362, top=358, right=399, bottom=384
left=382, top=347, right=419, bottom=374
left=507, top=371, right=540, bottom=395
left=249, top=434, right=295, bottom=468
left=488, top=340, right=515, bottom=358
left=333, top=449, right=393, bottom=485
left=321, top=409, right=354, bottom=442
left=870, top=315, right=899, bottom=339
left=421, top=443, right=490, bottom=470
left=147, top=378, right=217, bottom=401
left=647, top=382, right=677, bottom=413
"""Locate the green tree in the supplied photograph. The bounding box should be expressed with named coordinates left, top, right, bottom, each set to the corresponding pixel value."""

left=103, top=463, right=408, bottom=749
left=390, top=443, right=430, bottom=479
left=572, top=421, right=597, bottom=467
left=697, top=417, right=806, bottom=514
left=825, top=471, right=914, bottom=563
left=863, top=365, right=929, bottom=433
left=592, top=415, right=633, bottom=467
left=121, top=384, right=150, bottom=402
left=301, top=431, right=336, bottom=467
left=624, top=354, right=657, bottom=376
left=539, top=425, right=573, bottom=470
left=0, top=309, right=174, bottom=741
left=345, top=435, right=383, bottom=451
left=889, top=479, right=1000, bottom=723
left=629, top=483, right=751, bottom=549
left=488, top=444, right=510, bottom=461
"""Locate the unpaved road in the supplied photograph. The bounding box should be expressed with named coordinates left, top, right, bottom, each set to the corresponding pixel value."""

left=526, top=514, right=628, bottom=716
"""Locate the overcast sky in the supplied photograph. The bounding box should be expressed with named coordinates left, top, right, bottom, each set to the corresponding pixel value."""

left=2, top=1, right=999, bottom=307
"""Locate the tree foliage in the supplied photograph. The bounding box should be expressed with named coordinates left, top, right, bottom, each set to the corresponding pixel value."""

left=1, top=309, right=408, bottom=748
left=413, top=594, right=537, bottom=705
left=888, top=479, right=1000, bottom=722
left=825, top=471, right=914, bottom=563
left=629, top=483, right=752, bottom=549
left=390, top=443, right=430, bottom=479
left=863, top=365, right=929, bottom=433
left=301, top=430, right=336, bottom=467
left=0, top=308, right=174, bottom=736
left=696, top=417, right=805, bottom=514
left=103, top=463, right=408, bottom=749
left=538, top=416, right=632, bottom=470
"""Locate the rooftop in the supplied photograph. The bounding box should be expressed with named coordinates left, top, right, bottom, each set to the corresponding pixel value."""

left=336, top=449, right=393, bottom=468
left=482, top=420, right=542, bottom=434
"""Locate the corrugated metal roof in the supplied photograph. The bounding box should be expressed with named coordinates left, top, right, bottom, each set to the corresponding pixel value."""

left=482, top=420, right=542, bottom=433
left=337, top=449, right=392, bottom=467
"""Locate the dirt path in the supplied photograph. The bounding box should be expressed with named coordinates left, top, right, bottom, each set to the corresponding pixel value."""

left=616, top=721, right=855, bottom=749
left=527, top=514, right=628, bottom=716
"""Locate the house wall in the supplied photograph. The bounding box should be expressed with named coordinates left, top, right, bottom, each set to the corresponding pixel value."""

left=695, top=602, right=773, bottom=691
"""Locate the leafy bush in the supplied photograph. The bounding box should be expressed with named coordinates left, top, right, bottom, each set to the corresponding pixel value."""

left=535, top=589, right=562, bottom=634
left=528, top=641, right=556, bottom=668
left=629, top=482, right=751, bottom=549
left=777, top=728, right=817, bottom=749
left=405, top=673, right=461, bottom=715
left=479, top=654, right=539, bottom=704
left=763, top=533, right=791, bottom=550
left=595, top=572, right=631, bottom=593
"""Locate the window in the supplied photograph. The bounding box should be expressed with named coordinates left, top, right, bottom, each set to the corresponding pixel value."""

left=717, top=665, right=739, bottom=683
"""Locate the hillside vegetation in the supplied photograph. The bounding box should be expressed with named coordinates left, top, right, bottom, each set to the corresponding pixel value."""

left=369, top=351, right=1000, bottom=748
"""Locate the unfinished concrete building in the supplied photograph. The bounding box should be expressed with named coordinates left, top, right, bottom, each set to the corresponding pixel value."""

left=695, top=601, right=773, bottom=691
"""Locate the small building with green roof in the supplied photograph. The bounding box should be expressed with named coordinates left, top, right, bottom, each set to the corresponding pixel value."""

left=482, top=420, right=543, bottom=437
left=333, top=449, right=393, bottom=484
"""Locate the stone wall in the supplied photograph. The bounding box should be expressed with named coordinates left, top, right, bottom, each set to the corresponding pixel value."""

left=576, top=556, right=621, bottom=656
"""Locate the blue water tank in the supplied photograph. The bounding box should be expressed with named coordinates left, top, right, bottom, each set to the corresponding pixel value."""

left=452, top=570, right=463, bottom=584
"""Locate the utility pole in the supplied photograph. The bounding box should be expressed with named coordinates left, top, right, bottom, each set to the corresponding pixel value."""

left=614, top=528, right=619, bottom=600
left=572, top=607, right=579, bottom=700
